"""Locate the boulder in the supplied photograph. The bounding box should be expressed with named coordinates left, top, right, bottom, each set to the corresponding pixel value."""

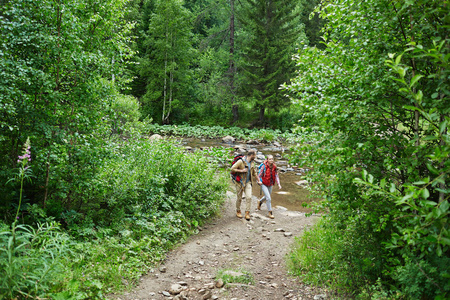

left=246, top=140, right=259, bottom=145
left=149, top=134, right=163, bottom=140
left=222, top=136, right=235, bottom=143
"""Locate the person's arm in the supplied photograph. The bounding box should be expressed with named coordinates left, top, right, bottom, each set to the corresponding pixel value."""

left=252, top=163, right=262, bottom=185
left=275, top=171, right=281, bottom=189
left=231, top=160, right=246, bottom=173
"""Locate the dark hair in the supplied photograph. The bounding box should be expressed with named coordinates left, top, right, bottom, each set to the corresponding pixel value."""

left=247, top=149, right=257, bottom=156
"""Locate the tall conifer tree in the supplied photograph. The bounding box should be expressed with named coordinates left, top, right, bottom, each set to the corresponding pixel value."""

left=239, top=0, right=303, bottom=124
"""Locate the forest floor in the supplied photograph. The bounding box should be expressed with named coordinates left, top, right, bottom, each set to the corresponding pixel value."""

left=112, top=189, right=329, bottom=300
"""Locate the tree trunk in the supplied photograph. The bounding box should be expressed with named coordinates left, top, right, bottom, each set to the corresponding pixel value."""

left=229, top=0, right=238, bottom=123
left=162, top=26, right=168, bottom=123
left=259, top=106, right=265, bottom=124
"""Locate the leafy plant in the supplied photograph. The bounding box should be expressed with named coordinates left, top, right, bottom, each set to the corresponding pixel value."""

left=216, top=269, right=254, bottom=285
left=286, top=0, right=449, bottom=297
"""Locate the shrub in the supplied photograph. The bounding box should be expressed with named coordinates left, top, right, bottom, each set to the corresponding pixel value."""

left=0, top=222, right=71, bottom=299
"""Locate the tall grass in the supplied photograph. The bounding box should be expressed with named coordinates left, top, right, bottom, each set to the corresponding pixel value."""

left=288, top=218, right=343, bottom=289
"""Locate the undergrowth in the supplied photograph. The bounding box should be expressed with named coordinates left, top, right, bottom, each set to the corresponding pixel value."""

left=145, top=123, right=301, bottom=142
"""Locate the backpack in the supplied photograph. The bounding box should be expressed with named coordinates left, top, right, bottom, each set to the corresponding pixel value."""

left=230, top=154, right=244, bottom=183
left=258, top=163, right=265, bottom=177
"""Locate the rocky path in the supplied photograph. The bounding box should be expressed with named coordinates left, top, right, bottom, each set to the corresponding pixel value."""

left=115, top=191, right=327, bottom=300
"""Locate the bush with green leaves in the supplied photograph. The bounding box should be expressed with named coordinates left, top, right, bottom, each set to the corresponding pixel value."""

left=286, top=0, right=449, bottom=298
left=144, top=123, right=301, bottom=142
left=78, top=138, right=227, bottom=228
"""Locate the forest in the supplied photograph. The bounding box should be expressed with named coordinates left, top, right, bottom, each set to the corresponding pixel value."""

left=0, top=0, right=448, bottom=299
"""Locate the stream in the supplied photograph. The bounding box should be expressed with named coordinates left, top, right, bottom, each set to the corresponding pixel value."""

left=179, top=138, right=317, bottom=213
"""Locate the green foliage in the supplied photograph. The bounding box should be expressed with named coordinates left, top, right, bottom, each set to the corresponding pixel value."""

left=0, top=0, right=134, bottom=216
left=288, top=219, right=342, bottom=287
left=110, top=94, right=141, bottom=134
left=239, top=0, right=304, bottom=124
left=139, top=0, right=196, bottom=124
left=215, top=269, right=254, bottom=285
left=0, top=222, right=71, bottom=299
left=145, top=123, right=300, bottom=142
left=286, top=0, right=449, bottom=297
left=79, top=138, right=227, bottom=226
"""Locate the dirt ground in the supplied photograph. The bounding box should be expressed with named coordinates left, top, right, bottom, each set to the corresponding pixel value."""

left=113, top=190, right=328, bottom=300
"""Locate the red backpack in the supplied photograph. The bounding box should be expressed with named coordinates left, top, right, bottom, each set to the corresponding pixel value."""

left=231, top=154, right=244, bottom=183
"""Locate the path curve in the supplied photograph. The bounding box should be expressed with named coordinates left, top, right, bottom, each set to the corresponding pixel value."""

left=114, top=190, right=327, bottom=300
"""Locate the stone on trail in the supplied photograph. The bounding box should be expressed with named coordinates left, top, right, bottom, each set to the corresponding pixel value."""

left=161, top=290, right=171, bottom=297
left=169, top=283, right=183, bottom=295
left=284, top=232, right=293, bottom=237
left=204, top=282, right=215, bottom=289
left=274, top=205, right=288, bottom=211
left=274, top=228, right=285, bottom=232
left=159, top=266, right=167, bottom=273
left=201, top=290, right=212, bottom=300
left=215, top=278, right=224, bottom=288
left=314, top=294, right=327, bottom=300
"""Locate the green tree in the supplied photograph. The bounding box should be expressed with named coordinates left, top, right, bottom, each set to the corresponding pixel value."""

left=239, top=0, right=303, bottom=125
left=300, top=0, right=325, bottom=48
left=0, top=0, right=133, bottom=215
left=286, top=0, right=449, bottom=296
left=139, top=0, right=196, bottom=124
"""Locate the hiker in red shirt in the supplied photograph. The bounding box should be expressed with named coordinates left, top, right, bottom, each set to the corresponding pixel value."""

left=257, top=155, right=282, bottom=219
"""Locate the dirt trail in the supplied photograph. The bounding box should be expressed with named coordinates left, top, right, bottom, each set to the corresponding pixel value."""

left=115, top=190, right=327, bottom=300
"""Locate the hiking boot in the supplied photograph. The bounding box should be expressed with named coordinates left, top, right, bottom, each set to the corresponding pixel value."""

left=236, top=210, right=243, bottom=218
left=245, top=211, right=251, bottom=220
left=257, top=200, right=262, bottom=210
left=268, top=211, right=275, bottom=219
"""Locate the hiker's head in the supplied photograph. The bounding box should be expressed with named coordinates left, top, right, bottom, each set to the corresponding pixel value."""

left=247, top=149, right=257, bottom=161
left=267, top=155, right=274, bottom=165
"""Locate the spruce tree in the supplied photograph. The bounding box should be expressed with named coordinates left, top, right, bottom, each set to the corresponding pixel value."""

left=239, top=0, right=303, bottom=124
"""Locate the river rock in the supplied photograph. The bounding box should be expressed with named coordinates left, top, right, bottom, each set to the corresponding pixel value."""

left=246, top=140, right=259, bottom=145
left=162, top=291, right=171, bottom=297
left=256, top=154, right=266, bottom=160
left=149, top=134, right=163, bottom=140
left=222, top=136, right=235, bottom=143
left=273, top=141, right=281, bottom=147
left=169, top=284, right=183, bottom=295
left=295, top=180, right=308, bottom=186
left=286, top=167, right=294, bottom=172
left=314, top=294, right=327, bottom=300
